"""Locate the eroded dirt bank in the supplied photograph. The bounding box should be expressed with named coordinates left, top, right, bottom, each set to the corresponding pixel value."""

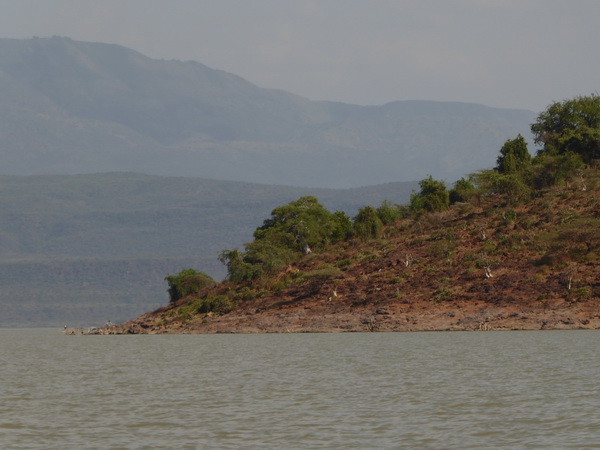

left=99, top=294, right=600, bottom=334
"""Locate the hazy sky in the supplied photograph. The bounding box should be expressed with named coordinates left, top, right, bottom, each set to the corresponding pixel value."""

left=1, top=0, right=598, bottom=111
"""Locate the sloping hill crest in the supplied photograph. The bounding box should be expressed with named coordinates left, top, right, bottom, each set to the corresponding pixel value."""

left=0, top=36, right=535, bottom=187
left=111, top=167, right=600, bottom=334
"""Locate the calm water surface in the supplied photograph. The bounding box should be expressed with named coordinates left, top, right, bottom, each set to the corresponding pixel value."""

left=1, top=329, right=599, bottom=449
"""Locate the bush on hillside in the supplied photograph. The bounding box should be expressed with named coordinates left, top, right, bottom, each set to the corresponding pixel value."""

left=165, top=268, right=215, bottom=303
left=410, top=175, right=450, bottom=213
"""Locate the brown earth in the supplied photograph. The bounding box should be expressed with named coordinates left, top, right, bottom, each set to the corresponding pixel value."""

left=99, top=173, right=600, bottom=335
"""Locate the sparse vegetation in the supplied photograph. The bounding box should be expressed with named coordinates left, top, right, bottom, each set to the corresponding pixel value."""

left=107, top=95, right=600, bottom=332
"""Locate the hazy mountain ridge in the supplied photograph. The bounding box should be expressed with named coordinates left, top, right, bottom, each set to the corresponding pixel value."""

left=0, top=36, right=536, bottom=187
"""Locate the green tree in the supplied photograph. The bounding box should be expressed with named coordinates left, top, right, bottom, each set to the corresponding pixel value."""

left=253, top=196, right=340, bottom=252
left=449, top=177, right=477, bottom=204
left=164, top=268, right=215, bottom=303
left=531, top=94, right=600, bottom=164
left=496, top=134, right=531, bottom=174
left=410, top=175, right=449, bottom=213
left=376, top=200, right=402, bottom=225
left=473, top=170, right=531, bottom=204
left=243, top=239, right=297, bottom=277
left=532, top=151, right=585, bottom=188
left=218, top=249, right=259, bottom=283
left=330, top=210, right=353, bottom=241
left=353, top=206, right=384, bottom=241
left=220, top=196, right=348, bottom=281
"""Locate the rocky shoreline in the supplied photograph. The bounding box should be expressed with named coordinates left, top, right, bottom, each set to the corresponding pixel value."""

left=83, top=296, right=600, bottom=335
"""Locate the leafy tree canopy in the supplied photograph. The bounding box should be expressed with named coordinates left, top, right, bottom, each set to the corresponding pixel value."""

left=449, top=177, right=477, bottom=204
left=221, top=196, right=350, bottom=281
left=496, top=134, right=531, bottom=174
left=254, top=196, right=343, bottom=252
left=376, top=200, right=403, bottom=225
left=353, top=206, right=384, bottom=241
left=531, top=94, right=600, bottom=163
left=473, top=170, right=531, bottom=204
left=410, top=175, right=449, bottom=213
left=165, top=268, right=215, bottom=303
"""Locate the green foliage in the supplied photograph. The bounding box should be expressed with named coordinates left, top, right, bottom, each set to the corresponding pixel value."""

left=196, top=295, right=234, bottom=315
left=331, top=211, right=353, bottom=242
left=537, top=217, right=600, bottom=265
left=428, top=233, right=458, bottom=261
left=218, top=249, right=259, bottom=283
left=353, top=206, right=384, bottom=241
left=473, top=170, right=531, bottom=204
left=410, top=175, right=450, bottom=213
left=220, top=196, right=351, bottom=282
left=432, top=286, right=453, bottom=303
left=180, top=293, right=236, bottom=317
left=496, top=134, right=531, bottom=174
left=470, top=102, right=598, bottom=200
left=244, top=239, right=298, bottom=276
left=449, top=177, right=477, bottom=204
left=376, top=200, right=402, bottom=225
left=557, top=218, right=600, bottom=253
left=254, top=196, right=344, bottom=251
left=532, top=94, right=600, bottom=164
left=164, top=268, right=215, bottom=303
left=570, top=286, right=592, bottom=300
left=531, top=152, right=585, bottom=188
left=470, top=134, right=535, bottom=204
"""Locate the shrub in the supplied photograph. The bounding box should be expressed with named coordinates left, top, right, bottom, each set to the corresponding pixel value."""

left=496, top=134, right=531, bottom=174
left=410, top=175, right=450, bottom=213
left=197, top=295, right=234, bottom=314
left=218, top=249, right=260, bottom=283
left=353, top=206, right=384, bottom=241
left=532, top=152, right=585, bottom=188
left=449, top=177, right=477, bottom=204
left=220, top=196, right=352, bottom=282
left=474, top=170, right=531, bottom=204
left=331, top=211, right=353, bottom=242
left=165, top=269, right=215, bottom=303
left=432, top=286, right=453, bottom=303
left=376, top=200, right=402, bottom=225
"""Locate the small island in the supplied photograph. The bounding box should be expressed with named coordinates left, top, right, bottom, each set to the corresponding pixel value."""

left=96, top=95, right=600, bottom=334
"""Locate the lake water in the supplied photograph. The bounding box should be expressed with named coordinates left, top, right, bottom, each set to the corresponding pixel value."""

left=1, top=329, right=599, bottom=449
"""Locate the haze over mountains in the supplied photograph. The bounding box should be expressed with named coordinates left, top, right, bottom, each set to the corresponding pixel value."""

left=0, top=36, right=540, bottom=326
left=0, top=36, right=536, bottom=188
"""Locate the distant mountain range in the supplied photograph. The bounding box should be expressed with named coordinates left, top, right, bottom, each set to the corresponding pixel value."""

left=0, top=36, right=536, bottom=188
left=0, top=36, right=540, bottom=327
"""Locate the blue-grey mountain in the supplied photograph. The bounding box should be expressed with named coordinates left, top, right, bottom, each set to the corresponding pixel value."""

left=0, top=36, right=535, bottom=188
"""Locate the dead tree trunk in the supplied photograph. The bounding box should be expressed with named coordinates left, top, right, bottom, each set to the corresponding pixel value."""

left=484, top=264, right=493, bottom=279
